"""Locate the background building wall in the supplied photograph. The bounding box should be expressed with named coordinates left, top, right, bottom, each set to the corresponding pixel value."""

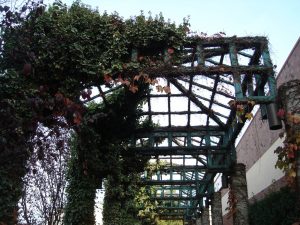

left=221, top=37, right=300, bottom=223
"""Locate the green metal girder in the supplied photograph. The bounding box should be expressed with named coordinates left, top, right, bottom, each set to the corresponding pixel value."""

left=126, top=36, right=277, bottom=221
left=153, top=195, right=206, bottom=201
left=143, top=180, right=206, bottom=186
left=132, top=146, right=227, bottom=156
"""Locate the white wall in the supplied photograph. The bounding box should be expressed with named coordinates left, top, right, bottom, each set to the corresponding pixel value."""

left=246, top=136, right=285, bottom=199
left=221, top=136, right=285, bottom=215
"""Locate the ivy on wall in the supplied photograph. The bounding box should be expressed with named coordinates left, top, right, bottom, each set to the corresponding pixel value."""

left=249, top=187, right=298, bottom=225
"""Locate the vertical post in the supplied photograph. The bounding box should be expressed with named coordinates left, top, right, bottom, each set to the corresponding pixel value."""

left=196, top=44, right=204, bottom=66
left=201, top=207, right=210, bottom=225
left=229, top=42, right=243, bottom=100
left=212, top=192, right=223, bottom=225
left=196, top=217, right=202, bottom=225
left=261, top=44, right=276, bottom=99
left=278, top=79, right=300, bottom=215
left=230, top=163, right=249, bottom=225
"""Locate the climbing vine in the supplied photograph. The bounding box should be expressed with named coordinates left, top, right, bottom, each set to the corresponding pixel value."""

left=0, top=0, right=191, bottom=223
left=275, top=111, right=300, bottom=182
left=274, top=80, right=300, bottom=185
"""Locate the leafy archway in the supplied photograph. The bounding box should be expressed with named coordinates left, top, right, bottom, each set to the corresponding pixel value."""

left=0, top=1, right=280, bottom=224
left=0, top=1, right=188, bottom=224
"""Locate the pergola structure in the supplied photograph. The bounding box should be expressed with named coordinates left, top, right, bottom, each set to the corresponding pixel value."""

left=103, top=36, right=278, bottom=223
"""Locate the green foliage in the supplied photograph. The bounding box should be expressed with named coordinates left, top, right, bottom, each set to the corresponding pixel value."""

left=1, top=0, right=189, bottom=100
left=64, top=139, right=97, bottom=225
left=0, top=70, right=35, bottom=224
left=157, top=220, right=183, bottom=225
left=102, top=175, right=142, bottom=225
left=64, top=77, right=150, bottom=224
left=249, top=187, right=299, bottom=225
left=0, top=0, right=189, bottom=224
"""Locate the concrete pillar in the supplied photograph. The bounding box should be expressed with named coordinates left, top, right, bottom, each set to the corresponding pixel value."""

left=196, top=218, right=202, bottom=225
left=212, top=192, right=223, bottom=225
left=278, top=79, right=300, bottom=213
left=201, top=207, right=210, bottom=225
left=230, top=163, right=249, bottom=225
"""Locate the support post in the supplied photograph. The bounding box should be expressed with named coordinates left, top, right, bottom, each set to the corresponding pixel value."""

left=230, top=163, right=249, bottom=225
left=278, top=79, right=300, bottom=219
left=196, top=217, right=202, bottom=225
left=201, top=207, right=210, bottom=225
left=212, top=191, right=223, bottom=225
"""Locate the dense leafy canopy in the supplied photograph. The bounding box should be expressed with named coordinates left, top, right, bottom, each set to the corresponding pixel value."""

left=0, top=0, right=189, bottom=224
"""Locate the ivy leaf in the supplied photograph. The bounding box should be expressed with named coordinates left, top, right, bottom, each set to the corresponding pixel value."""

left=151, top=79, right=158, bottom=85
left=73, top=112, right=82, bottom=125
left=133, top=74, right=141, bottom=81
left=288, top=168, right=296, bottom=177
left=104, top=74, right=112, bottom=84
left=167, top=48, right=174, bottom=54
left=163, top=86, right=171, bottom=94
left=228, top=100, right=236, bottom=108
left=245, top=113, right=253, bottom=120
left=156, top=85, right=163, bottom=93
left=248, top=101, right=256, bottom=106
left=129, top=85, right=138, bottom=93
left=287, top=150, right=295, bottom=159
left=277, top=108, right=285, bottom=119
left=123, top=79, right=131, bottom=86
left=292, top=114, right=300, bottom=124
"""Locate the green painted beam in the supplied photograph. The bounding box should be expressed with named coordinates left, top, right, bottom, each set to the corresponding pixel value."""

left=132, top=146, right=227, bottom=156
left=152, top=195, right=207, bottom=201
left=142, top=180, right=207, bottom=186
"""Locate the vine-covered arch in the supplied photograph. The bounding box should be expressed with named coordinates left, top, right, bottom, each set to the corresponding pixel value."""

left=0, top=1, right=280, bottom=225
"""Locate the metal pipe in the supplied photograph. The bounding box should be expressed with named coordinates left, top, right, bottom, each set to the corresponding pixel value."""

left=266, top=102, right=282, bottom=130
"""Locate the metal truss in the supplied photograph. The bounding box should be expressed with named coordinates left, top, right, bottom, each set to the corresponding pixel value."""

left=95, top=36, right=276, bottom=222
left=126, top=36, right=277, bottom=222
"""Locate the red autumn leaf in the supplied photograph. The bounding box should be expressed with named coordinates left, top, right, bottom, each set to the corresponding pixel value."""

left=23, top=63, right=32, bottom=76
left=104, top=74, right=112, bottom=83
left=151, top=79, right=158, bottom=85
left=292, top=114, right=300, bottom=124
left=163, top=86, right=171, bottom=94
left=236, top=104, right=244, bottom=112
left=73, top=112, right=82, bottom=125
left=287, top=150, right=295, bottom=159
left=129, top=84, right=138, bottom=93
left=123, top=79, right=131, bottom=86
left=134, top=74, right=141, bottom=81
left=64, top=98, right=72, bottom=106
left=167, top=48, right=174, bottom=54
left=277, top=108, right=285, bottom=119
left=116, top=75, right=124, bottom=84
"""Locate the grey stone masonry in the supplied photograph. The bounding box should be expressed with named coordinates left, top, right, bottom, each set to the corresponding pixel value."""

left=278, top=79, right=300, bottom=215
left=201, top=207, right=210, bottom=225
left=212, top=191, right=223, bottom=225
left=230, top=163, right=249, bottom=225
left=196, top=218, right=202, bottom=225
